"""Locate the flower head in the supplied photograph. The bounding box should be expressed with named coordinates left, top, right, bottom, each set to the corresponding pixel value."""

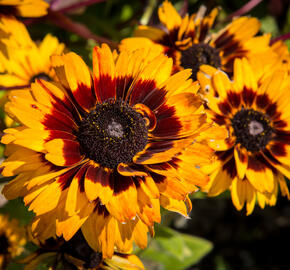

left=0, top=0, right=48, bottom=17
left=1, top=44, right=211, bottom=257
left=21, top=229, right=145, bottom=270
left=0, top=214, right=26, bottom=269
left=120, top=0, right=274, bottom=80
left=197, top=58, right=290, bottom=215
left=0, top=15, right=65, bottom=128
left=0, top=15, right=65, bottom=90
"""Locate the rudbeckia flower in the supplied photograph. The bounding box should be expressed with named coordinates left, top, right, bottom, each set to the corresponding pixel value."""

left=0, top=15, right=65, bottom=90
left=0, top=0, right=48, bottom=17
left=0, top=214, right=26, bottom=269
left=0, top=15, right=64, bottom=128
left=120, top=0, right=273, bottom=80
left=197, top=58, right=290, bottom=215
left=21, top=229, right=145, bottom=270
left=1, top=44, right=212, bottom=257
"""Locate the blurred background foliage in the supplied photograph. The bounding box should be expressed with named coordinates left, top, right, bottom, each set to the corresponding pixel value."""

left=1, top=0, right=290, bottom=269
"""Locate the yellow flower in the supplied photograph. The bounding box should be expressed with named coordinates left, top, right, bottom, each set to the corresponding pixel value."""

left=0, top=0, right=48, bottom=17
left=0, top=15, right=65, bottom=128
left=0, top=214, right=26, bottom=269
left=198, top=58, right=290, bottom=215
left=1, top=44, right=211, bottom=258
left=21, top=229, right=145, bottom=270
left=120, top=0, right=274, bottom=80
left=0, top=15, right=65, bottom=90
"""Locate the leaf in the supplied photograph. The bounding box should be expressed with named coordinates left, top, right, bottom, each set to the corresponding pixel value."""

left=260, top=16, right=279, bottom=36
left=137, top=224, right=213, bottom=270
left=0, top=198, right=34, bottom=226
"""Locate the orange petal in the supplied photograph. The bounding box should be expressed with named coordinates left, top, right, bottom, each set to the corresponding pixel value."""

left=45, top=139, right=84, bottom=166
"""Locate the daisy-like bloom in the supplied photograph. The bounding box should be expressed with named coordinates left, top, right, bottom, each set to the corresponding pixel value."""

left=0, top=15, right=65, bottom=90
left=120, top=0, right=273, bottom=80
left=197, top=58, right=290, bottom=215
left=0, top=214, right=26, bottom=269
left=0, top=0, right=48, bottom=17
left=21, top=230, right=145, bottom=270
left=1, top=44, right=211, bottom=257
left=0, top=15, right=64, bottom=128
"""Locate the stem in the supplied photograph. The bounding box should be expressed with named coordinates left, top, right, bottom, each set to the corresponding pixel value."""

left=270, top=33, right=290, bottom=45
left=140, top=0, right=158, bottom=25
left=227, top=0, right=263, bottom=20
left=51, top=0, right=106, bottom=13
left=46, top=10, right=117, bottom=49
left=179, top=0, right=188, bottom=17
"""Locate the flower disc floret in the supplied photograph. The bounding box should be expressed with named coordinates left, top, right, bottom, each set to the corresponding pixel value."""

left=231, top=108, right=273, bottom=153
left=77, top=99, right=148, bottom=169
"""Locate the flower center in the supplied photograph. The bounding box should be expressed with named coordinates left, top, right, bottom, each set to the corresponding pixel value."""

left=77, top=99, right=148, bottom=169
left=61, top=230, right=102, bottom=269
left=231, top=108, right=273, bottom=152
left=0, top=6, right=17, bottom=16
left=180, top=43, right=221, bottom=80
left=30, top=72, right=51, bottom=83
left=0, top=234, right=9, bottom=254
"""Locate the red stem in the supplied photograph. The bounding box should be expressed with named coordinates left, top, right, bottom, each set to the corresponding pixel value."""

left=51, top=0, right=106, bottom=13
left=179, top=0, right=188, bottom=17
left=270, top=33, right=290, bottom=45
left=227, top=0, right=263, bottom=20
left=46, top=10, right=117, bottom=49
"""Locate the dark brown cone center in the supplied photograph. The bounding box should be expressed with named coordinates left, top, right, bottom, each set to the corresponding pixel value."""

left=180, top=43, right=221, bottom=80
left=76, top=99, right=148, bottom=169
left=231, top=108, right=273, bottom=152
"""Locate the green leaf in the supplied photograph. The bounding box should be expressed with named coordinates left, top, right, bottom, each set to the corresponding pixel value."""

left=260, top=16, right=279, bottom=36
left=138, top=224, right=213, bottom=270
left=120, top=4, right=133, bottom=22
left=0, top=198, right=34, bottom=226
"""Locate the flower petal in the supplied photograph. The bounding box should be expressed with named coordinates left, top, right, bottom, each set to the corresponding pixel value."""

left=45, top=139, right=84, bottom=166
left=231, top=177, right=256, bottom=215
left=93, top=44, right=116, bottom=102
left=84, top=163, right=113, bottom=204
left=246, top=154, right=275, bottom=193
left=52, top=52, right=95, bottom=111
left=234, top=144, right=248, bottom=179
left=106, top=175, right=138, bottom=222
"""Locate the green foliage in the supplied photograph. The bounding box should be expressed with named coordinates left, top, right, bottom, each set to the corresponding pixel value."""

left=260, top=16, right=279, bottom=37
left=137, top=224, right=213, bottom=270
left=0, top=198, right=34, bottom=226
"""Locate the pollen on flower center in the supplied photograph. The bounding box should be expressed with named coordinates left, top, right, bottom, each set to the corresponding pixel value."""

left=180, top=43, right=221, bottom=80
left=231, top=108, right=273, bottom=152
left=0, top=234, right=9, bottom=254
left=76, top=99, right=148, bottom=169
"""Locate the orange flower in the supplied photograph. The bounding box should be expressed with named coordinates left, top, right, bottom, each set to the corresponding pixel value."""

left=1, top=44, right=211, bottom=257
left=121, top=0, right=274, bottom=80
left=198, top=58, right=290, bottom=214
